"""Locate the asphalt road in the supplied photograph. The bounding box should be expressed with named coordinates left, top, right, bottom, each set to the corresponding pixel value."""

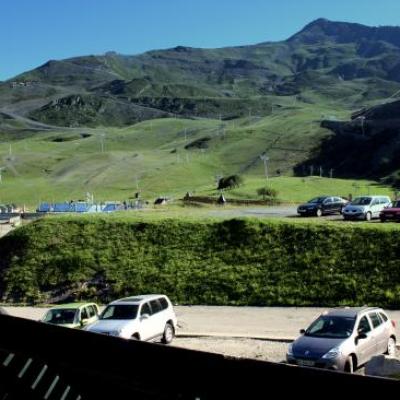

left=208, top=206, right=298, bottom=219
left=207, top=206, right=387, bottom=223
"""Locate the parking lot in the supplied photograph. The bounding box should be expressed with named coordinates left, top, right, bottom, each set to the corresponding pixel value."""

left=207, top=205, right=388, bottom=222
left=5, top=305, right=400, bottom=369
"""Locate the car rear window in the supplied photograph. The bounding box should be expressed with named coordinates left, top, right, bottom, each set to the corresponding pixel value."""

left=369, top=312, right=383, bottom=328
left=150, top=299, right=162, bottom=314
left=159, top=297, right=169, bottom=310
left=379, top=312, right=388, bottom=322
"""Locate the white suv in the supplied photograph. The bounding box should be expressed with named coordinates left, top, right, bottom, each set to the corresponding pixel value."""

left=342, top=195, right=391, bottom=221
left=85, top=294, right=177, bottom=344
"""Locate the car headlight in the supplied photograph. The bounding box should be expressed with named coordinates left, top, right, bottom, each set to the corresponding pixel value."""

left=322, top=346, right=341, bottom=359
left=117, top=329, right=131, bottom=339
left=287, top=343, right=294, bottom=356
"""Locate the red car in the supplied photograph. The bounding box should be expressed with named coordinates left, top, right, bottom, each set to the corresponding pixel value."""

left=380, top=200, right=400, bottom=222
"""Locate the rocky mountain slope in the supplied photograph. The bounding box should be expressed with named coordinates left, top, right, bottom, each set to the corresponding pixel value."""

left=2, top=18, right=400, bottom=129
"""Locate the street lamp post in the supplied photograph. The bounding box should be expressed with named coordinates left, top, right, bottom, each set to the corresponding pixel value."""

left=260, top=153, right=269, bottom=180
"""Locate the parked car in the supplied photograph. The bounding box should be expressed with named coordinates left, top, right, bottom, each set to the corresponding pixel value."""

left=380, top=200, right=400, bottom=222
left=342, top=195, right=391, bottom=221
left=41, top=303, right=100, bottom=329
left=286, top=307, right=396, bottom=373
left=85, top=294, right=177, bottom=344
left=297, top=196, right=348, bottom=217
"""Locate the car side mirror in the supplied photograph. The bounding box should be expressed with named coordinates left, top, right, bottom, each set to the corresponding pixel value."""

left=140, top=313, right=150, bottom=320
left=300, top=329, right=306, bottom=335
left=357, top=332, right=367, bottom=340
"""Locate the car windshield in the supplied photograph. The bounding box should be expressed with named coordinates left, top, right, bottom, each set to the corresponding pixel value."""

left=100, top=305, right=139, bottom=320
left=351, top=197, right=371, bottom=206
left=44, top=308, right=77, bottom=324
left=391, top=200, right=400, bottom=208
left=305, top=316, right=355, bottom=339
left=307, top=197, right=325, bottom=204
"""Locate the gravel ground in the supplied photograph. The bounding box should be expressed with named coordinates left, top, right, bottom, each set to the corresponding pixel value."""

left=4, top=305, right=399, bottom=374
left=172, top=337, right=288, bottom=363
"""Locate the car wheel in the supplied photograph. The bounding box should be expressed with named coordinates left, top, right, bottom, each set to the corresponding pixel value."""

left=380, top=217, right=386, bottom=223
left=316, top=209, right=322, bottom=217
left=386, top=337, right=396, bottom=357
left=344, top=356, right=354, bottom=373
left=365, top=212, right=372, bottom=222
left=161, top=323, right=175, bottom=344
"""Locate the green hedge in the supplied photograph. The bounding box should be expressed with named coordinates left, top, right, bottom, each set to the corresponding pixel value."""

left=1, top=217, right=400, bottom=306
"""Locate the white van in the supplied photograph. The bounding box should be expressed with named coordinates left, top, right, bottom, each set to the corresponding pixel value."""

left=342, top=195, right=391, bottom=221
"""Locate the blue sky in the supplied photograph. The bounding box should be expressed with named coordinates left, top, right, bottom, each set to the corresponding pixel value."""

left=2, top=0, right=400, bottom=80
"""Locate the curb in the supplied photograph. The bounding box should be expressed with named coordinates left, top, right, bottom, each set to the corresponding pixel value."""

left=176, top=333, right=400, bottom=352
left=176, top=332, right=294, bottom=343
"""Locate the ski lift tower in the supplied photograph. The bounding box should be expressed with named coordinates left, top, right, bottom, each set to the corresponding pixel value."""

left=0, top=167, right=5, bottom=184
left=260, top=153, right=269, bottom=180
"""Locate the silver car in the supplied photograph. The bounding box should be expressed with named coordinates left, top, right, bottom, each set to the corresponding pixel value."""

left=286, top=307, right=396, bottom=373
left=342, top=196, right=391, bottom=221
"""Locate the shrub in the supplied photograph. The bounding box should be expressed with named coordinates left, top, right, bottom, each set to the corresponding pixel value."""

left=257, top=187, right=278, bottom=200
left=217, top=175, right=243, bottom=190
left=1, top=217, right=400, bottom=307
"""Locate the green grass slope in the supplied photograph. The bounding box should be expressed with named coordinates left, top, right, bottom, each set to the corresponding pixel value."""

left=1, top=217, right=400, bottom=306
left=0, top=105, right=393, bottom=207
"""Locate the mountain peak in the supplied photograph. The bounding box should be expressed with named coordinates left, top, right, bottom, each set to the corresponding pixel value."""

left=288, top=18, right=400, bottom=47
left=288, top=18, right=368, bottom=44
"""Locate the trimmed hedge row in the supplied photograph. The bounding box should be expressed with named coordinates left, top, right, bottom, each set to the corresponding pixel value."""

left=1, top=217, right=400, bottom=306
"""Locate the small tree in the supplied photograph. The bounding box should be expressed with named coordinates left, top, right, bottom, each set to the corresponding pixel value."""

left=257, top=187, right=278, bottom=200
left=217, top=174, right=243, bottom=190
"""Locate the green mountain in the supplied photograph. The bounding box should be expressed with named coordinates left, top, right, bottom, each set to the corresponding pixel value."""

left=2, top=18, right=400, bottom=204
left=3, top=18, right=400, bottom=127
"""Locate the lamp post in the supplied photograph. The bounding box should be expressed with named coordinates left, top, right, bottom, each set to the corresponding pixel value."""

left=260, top=153, right=269, bottom=180
left=0, top=167, right=5, bottom=183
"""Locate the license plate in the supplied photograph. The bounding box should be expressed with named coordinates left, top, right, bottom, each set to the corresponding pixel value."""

left=297, top=360, right=315, bottom=367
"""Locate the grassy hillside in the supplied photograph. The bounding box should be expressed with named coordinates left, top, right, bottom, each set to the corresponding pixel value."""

left=1, top=216, right=400, bottom=306
left=2, top=19, right=400, bottom=199
left=0, top=100, right=393, bottom=207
